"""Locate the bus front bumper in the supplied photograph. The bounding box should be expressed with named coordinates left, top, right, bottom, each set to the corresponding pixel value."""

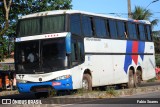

left=17, top=76, right=73, bottom=93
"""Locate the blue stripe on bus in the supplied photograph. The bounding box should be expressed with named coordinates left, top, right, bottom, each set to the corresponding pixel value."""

left=124, top=41, right=133, bottom=74
left=17, top=76, right=73, bottom=93
left=138, top=41, right=145, bottom=61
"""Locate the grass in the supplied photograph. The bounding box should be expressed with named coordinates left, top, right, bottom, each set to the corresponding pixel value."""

left=147, top=77, right=157, bottom=82
left=105, top=87, right=118, bottom=97
left=76, top=88, right=85, bottom=96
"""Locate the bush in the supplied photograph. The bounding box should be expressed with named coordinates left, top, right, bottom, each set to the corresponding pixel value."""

left=155, top=55, right=160, bottom=66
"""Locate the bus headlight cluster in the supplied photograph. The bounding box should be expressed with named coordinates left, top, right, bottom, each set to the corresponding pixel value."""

left=55, top=75, right=71, bottom=80
left=17, top=79, right=27, bottom=83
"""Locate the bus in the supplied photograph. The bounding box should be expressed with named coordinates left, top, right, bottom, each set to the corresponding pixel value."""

left=15, top=10, right=156, bottom=96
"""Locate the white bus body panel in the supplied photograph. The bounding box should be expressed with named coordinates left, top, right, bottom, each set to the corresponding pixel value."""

left=71, top=38, right=156, bottom=88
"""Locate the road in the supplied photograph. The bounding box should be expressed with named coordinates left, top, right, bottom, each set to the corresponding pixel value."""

left=56, top=91, right=160, bottom=107
left=0, top=81, right=160, bottom=106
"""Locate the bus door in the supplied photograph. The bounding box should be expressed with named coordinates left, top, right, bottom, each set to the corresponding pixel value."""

left=69, top=38, right=85, bottom=89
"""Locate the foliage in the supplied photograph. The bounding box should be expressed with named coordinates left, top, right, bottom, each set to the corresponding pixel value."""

left=155, top=54, right=160, bottom=66
left=105, top=87, right=117, bottom=97
left=147, top=77, right=157, bottom=82
left=153, top=31, right=160, bottom=54
left=0, top=0, right=72, bottom=61
left=132, top=6, right=159, bottom=29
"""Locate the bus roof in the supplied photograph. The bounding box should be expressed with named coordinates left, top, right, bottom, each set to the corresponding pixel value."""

left=20, top=10, right=151, bottom=25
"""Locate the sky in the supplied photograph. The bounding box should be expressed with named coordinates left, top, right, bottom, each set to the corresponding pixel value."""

left=72, top=0, right=160, bottom=31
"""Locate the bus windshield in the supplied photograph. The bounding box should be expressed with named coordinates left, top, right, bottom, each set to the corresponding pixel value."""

left=15, top=38, right=67, bottom=74
left=17, top=15, right=65, bottom=37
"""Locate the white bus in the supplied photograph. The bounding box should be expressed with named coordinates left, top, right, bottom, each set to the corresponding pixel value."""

left=15, top=10, right=156, bottom=96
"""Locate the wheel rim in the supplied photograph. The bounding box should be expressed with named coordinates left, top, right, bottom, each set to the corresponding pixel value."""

left=82, top=79, right=89, bottom=90
left=130, top=75, right=134, bottom=86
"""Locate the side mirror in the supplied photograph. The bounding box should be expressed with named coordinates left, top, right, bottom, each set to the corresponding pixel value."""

left=66, top=33, right=71, bottom=54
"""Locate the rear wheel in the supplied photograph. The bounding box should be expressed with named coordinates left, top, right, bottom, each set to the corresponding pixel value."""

left=82, top=74, right=92, bottom=91
left=127, top=70, right=135, bottom=88
left=136, top=70, right=142, bottom=86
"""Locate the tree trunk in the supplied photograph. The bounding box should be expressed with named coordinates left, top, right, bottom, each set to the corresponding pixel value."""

left=0, top=0, right=12, bottom=37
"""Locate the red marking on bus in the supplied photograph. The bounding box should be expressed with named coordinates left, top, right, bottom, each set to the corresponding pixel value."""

left=132, top=41, right=139, bottom=65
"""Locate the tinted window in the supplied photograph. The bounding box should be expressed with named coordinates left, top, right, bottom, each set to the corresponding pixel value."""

left=42, top=15, right=65, bottom=34
left=71, top=40, right=78, bottom=63
left=109, top=19, right=118, bottom=39
left=117, top=21, right=125, bottom=39
left=18, top=15, right=65, bottom=37
left=71, top=40, right=84, bottom=66
left=105, top=20, right=110, bottom=38
left=42, top=38, right=67, bottom=71
left=82, top=16, right=93, bottom=37
left=146, top=25, right=152, bottom=41
left=94, top=18, right=107, bottom=38
left=127, top=22, right=137, bottom=39
left=139, top=24, right=146, bottom=40
left=70, top=14, right=81, bottom=36
left=18, top=18, right=40, bottom=36
left=15, top=40, right=40, bottom=73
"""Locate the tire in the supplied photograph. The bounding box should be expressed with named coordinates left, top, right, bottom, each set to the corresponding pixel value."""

left=135, top=70, right=142, bottom=87
left=82, top=74, right=92, bottom=91
left=127, top=70, right=135, bottom=88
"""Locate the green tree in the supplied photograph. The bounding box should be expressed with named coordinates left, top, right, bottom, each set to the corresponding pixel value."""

left=132, top=6, right=159, bottom=29
left=0, top=0, right=72, bottom=61
left=153, top=31, right=160, bottom=53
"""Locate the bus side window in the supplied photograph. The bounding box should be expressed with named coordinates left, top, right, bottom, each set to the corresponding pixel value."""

left=138, top=24, right=146, bottom=41
left=105, top=19, right=110, bottom=38
left=71, top=41, right=78, bottom=66
left=145, top=25, right=152, bottom=41
left=71, top=40, right=84, bottom=66
left=108, top=19, right=118, bottom=39
left=117, top=21, right=125, bottom=39
left=82, top=15, right=93, bottom=37
left=70, top=14, right=81, bottom=36
left=127, top=22, right=138, bottom=40
left=94, top=17, right=107, bottom=38
left=78, top=42, right=85, bottom=62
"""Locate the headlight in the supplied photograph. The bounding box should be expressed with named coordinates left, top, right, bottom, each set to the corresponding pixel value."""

left=55, top=75, right=71, bottom=80
left=17, top=79, right=27, bottom=83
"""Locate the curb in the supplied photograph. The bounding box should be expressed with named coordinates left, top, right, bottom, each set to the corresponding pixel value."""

left=0, top=90, right=19, bottom=96
left=55, top=85, right=160, bottom=98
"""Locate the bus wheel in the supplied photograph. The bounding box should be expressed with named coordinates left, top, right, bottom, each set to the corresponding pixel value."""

left=82, top=74, right=92, bottom=91
left=127, top=70, right=135, bottom=88
left=136, top=70, right=142, bottom=86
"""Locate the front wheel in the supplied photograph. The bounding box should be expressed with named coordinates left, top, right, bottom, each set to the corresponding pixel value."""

left=82, top=74, right=92, bottom=91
